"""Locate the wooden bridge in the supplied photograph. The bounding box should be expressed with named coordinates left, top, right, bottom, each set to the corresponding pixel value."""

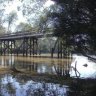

left=0, top=31, right=52, bottom=40
left=0, top=31, right=53, bottom=56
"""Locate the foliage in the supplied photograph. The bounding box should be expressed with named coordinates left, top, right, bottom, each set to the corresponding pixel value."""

left=51, top=0, right=96, bottom=54
left=0, top=0, right=55, bottom=33
left=0, top=25, right=6, bottom=34
left=33, top=13, right=53, bottom=33
left=21, top=0, right=55, bottom=33
left=21, top=0, right=47, bottom=23
left=38, top=37, right=56, bottom=53
left=15, top=22, right=33, bottom=32
left=4, top=11, right=18, bottom=33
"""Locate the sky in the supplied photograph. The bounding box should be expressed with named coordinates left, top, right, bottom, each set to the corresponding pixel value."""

left=3, top=0, right=55, bottom=32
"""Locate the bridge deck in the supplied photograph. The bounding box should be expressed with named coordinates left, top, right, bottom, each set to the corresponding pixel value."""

left=0, top=31, right=53, bottom=40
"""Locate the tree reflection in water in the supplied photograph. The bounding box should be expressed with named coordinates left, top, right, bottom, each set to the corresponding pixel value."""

left=0, top=56, right=96, bottom=96
left=0, top=74, right=68, bottom=96
left=0, top=73, right=96, bottom=96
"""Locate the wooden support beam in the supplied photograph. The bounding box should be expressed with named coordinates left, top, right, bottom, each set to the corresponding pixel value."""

left=35, top=38, right=38, bottom=55
left=4, top=41, right=5, bottom=55
left=25, top=38, right=28, bottom=57
left=11, top=40, right=12, bottom=55
left=30, top=38, right=32, bottom=56
left=51, top=48, right=53, bottom=58
left=60, top=40, right=63, bottom=58
left=33, top=38, right=34, bottom=56
left=58, top=40, right=60, bottom=58
left=1, top=41, right=3, bottom=55
left=23, top=39, right=25, bottom=56
left=8, top=41, right=9, bottom=55
left=13, top=40, right=15, bottom=55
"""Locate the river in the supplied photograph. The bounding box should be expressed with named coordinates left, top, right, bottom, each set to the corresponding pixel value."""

left=0, top=55, right=96, bottom=96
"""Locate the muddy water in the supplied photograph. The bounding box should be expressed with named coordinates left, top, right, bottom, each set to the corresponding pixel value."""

left=0, top=55, right=96, bottom=96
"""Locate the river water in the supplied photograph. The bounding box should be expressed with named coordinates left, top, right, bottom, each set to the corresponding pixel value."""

left=0, top=55, right=96, bottom=96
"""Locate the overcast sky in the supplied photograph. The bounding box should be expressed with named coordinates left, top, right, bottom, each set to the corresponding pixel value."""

left=3, top=0, right=55, bottom=32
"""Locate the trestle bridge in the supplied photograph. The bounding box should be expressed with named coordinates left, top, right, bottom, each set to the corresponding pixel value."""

left=0, top=31, right=53, bottom=56
left=0, top=31, right=69, bottom=58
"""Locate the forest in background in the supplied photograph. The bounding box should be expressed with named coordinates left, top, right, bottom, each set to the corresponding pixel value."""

left=0, top=0, right=96, bottom=56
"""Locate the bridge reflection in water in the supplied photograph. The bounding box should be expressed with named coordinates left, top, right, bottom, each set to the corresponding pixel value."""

left=0, top=56, right=72, bottom=77
left=0, top=56, right=71, bottom=96
left=0, top=55, right=96, bottom=78
left=0, top=56, right=96, bottom=96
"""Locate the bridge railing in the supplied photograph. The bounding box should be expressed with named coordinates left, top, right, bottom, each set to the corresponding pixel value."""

left=0, top=30, right=53, bottom=39
left=0, top=30, right=41, bottom=37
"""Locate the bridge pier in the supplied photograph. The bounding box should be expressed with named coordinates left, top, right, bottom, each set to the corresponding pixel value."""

left=22, top=38, right=28, bottom=56
left=0, top=41, right=3, bottom=55
left=32, top=38, right=38, bottom=56
left=0, top=37, right=71, bottom=59
left=1, top=40, right=15, bottom=55
left=0, top=32, right=52, bottom=57
left=57, top=39, right=60, bottom=58
left=54, top=38, right=72, bottom=59
left=4, top=41, right=5, bottom=55
left=31, top=38, right=38, bottom=56
left=29, top=38, right=32, bottom=56
left=8, top=41, right=10, bottom=54
left=10, top=40, right=12, bottom=55
left=25, top=38, right=28, bottom=57
left=32, top=38, right=35, bottom=56
left=35, top=38, right=38, bottom=55
left=11, top=40, right=15, bottom=55
left=12, top=37, right=38, bottom=57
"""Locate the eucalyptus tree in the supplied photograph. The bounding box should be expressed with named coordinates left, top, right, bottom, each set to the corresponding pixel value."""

left=0, top=0, right=6, bottom=25
left=5, top=11, right=18, bottom=33
left=33, top=12, right=53, bottom=33
left=20, top=0, right=55, bottom=33
left=15, top=22, right=33, bottom=32
left=20, top=0, right=47, bottom=23
left=0, top=25, right=6, bottom=35
left=51, top=0, right=96, bottom=56
left=0, top=0, right=9, bottom=34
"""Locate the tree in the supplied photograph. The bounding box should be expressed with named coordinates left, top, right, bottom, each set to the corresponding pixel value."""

left=15, top=22, right=33, bottom=32
left=0, top=25, right=6, bottom=35
left=38, top=37, right=56, bottom=53
left=51, top=0, right=96, bottom=55
left=21, top=0, right=47, bottom=23
left=33, top=13, right=53, bottom=33
left=5, top=11, right=18, bottom=33
left=20, top=0, right=55, bottom=33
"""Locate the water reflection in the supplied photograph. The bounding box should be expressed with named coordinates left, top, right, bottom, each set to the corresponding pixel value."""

left=0, top=56, right=72, bottom=77
left=0, top=55, right=96, bottom=78
left=0, top=56, right=96, bottom=96
left=0, top=56, right=14, bottom=68
left=70, top=55, right=96, bottom=78
left=0, top=74, right=68, bottom=96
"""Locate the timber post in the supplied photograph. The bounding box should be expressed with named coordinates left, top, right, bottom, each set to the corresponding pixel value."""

left=30, top=38, right=32, bottom=56
left=10, top=40, right=12, bottom=55
left=0, top=31, right=53, bottom=57
left=57, top=39, right=60, bottom=58
left=25, top=38, right=28, bottom=57
left=1, top=41, right=3, bottom=55
left=33, top=38, right=34, bottom=56
left=4, top=41, right=5, bottom=55
left=8, top=41, right=9, bottom=55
